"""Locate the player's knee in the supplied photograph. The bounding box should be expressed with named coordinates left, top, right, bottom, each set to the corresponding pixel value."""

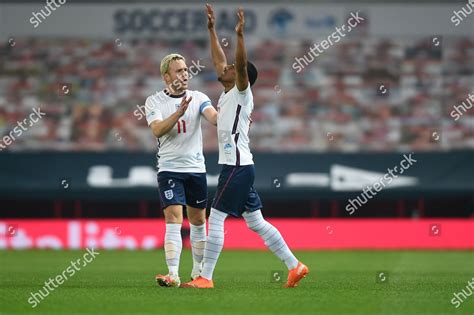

left=190, top=217, right=206, bottom=226
left=165, top=215, right=182, bottom=224
left=164, top=205, right=183, bottom=223
left=187, top=206, right=206, bottom=225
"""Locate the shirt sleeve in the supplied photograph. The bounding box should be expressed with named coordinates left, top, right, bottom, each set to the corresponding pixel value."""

left=197, top=91, right=213, bottom=114
left=235, top=84, right=253, bottom=107
left=145, top=96, right=163, bottom=126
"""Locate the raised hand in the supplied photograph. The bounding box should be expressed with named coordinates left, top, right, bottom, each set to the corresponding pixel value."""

left=235, top=7, right=244, bottom=35
left=206, top=4, right=215, bottom=30
left=177, top=96, right=192, bottom=117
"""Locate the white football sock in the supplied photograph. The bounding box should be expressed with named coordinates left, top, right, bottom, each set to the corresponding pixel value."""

left=190, top=222, right=206, bottom=276
left=164, top=223, right=182, bottom=276
left=242, top=210, right=299, bottom=270
left=201, top=208, right=228, bottom=280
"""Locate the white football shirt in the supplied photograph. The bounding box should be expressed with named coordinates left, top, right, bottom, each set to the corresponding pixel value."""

left=145, top=89, right=212, bottom=173
left=216, top=84, right=254, bottom=166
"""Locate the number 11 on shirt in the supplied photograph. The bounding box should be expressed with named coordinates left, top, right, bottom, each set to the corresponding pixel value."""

left=177, top=120, right=186, bottom=134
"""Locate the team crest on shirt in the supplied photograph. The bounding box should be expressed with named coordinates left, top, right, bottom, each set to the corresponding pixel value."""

left=164, top=189, right=174, bottom=200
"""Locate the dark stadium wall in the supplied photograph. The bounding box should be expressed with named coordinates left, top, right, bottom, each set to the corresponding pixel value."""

left=0, top=151, right=472, bottom=218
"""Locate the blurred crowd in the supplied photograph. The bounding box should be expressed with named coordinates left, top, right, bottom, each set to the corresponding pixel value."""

left=0, top=36, right=473, bottom=152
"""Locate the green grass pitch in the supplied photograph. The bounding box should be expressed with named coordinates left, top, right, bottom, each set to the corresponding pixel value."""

left=1, top=250, right=473, bottom=315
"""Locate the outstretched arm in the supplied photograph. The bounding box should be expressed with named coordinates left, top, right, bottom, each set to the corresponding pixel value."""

left=202, top=106, right=218, bottom=126
left=206, top=4, right=227, bottom=77
left=235, top=7, right=249, bottom=91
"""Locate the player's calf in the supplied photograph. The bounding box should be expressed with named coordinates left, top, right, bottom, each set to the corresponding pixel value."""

left=242, top=210, right=310, bottom=287
left=242, top=210, right=299, bottom=270
left=189, top=221, right=206, bottom=280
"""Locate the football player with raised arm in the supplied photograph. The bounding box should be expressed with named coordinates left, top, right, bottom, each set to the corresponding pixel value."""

left=182, top=5, right=309, bottom=289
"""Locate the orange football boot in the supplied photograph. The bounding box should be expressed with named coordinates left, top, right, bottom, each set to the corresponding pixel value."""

left=180, top=276, right=214, bottom=288
left=284, top=262, right=309, bottom=288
